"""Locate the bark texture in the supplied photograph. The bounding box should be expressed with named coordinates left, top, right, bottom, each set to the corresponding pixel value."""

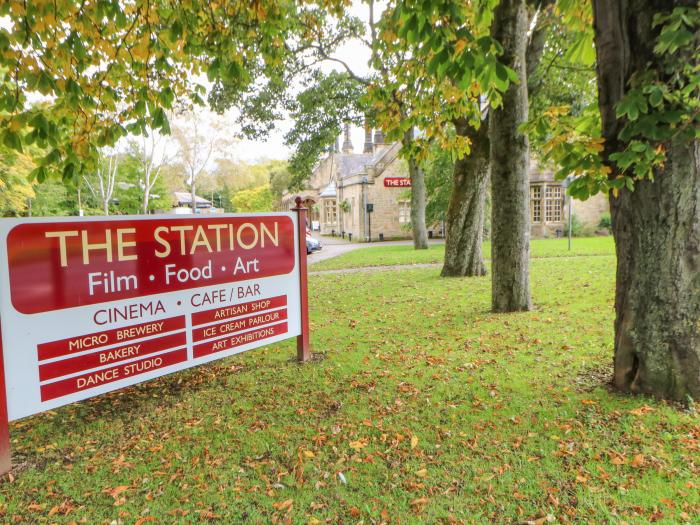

left=441, top=121, right=489, bottom=277
left=489, top=0, right=532, bottom=312
left=593, top=0, right=700, bottom=400
left=405, top=130, right=428, bottom=250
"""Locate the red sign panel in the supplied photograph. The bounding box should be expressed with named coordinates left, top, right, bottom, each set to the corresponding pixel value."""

left=40, top=348, right=188, bottom=402
left=193, top=322, right=288, bottom=358
left=192, top=295, right=287, bottom=326
left=384, top=177, right=411, bottom=187
left=37, top=316, right=186, bottom=361
left=192, top=309, right=288, bottom=342
left=7, top=216, right=295, bottom=314
left=38, top=331, right=187, bottom=382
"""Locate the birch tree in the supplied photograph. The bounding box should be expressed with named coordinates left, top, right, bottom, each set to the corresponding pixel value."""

left=136, top=131, right=174, bottom=214
left=83, top=151, right=119, bottom=215
left=171, top=111, right=228, bottom=213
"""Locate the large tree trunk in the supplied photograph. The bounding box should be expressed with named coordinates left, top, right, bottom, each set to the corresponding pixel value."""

left=441, top=121, right=489, bottom=277
left=593, top=0, right=700, bottom=400
left=405, top=130, right=428, bottom=250
left=489, top=0, right=531, bottom=312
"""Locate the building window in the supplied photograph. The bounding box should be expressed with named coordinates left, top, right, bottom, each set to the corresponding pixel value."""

left=324, top=199, right=337, bottom=225
left=398, top=200, right=411, bottom=224
left=530, top=185, right=542, bottom=223
left=544, top=185, right=563, bottom=222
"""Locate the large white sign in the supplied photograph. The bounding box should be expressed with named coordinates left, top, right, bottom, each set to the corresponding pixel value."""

left=0, top=213, right=303, bottom=421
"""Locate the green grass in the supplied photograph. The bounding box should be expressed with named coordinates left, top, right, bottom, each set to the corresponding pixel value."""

left=1, top=252, right=698, bottom=524
left=311, top=236, right=615, bottom=271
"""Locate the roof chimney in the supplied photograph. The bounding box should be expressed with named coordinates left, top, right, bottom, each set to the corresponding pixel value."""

left=373, top=128, right=385, bottom=145
left=341, top=122, right=353, bottom=154
left=363, top=120, right=373, bottom=153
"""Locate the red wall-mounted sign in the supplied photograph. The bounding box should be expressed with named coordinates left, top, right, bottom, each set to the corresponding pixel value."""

left=384, top=177, right=412, bottom=188
left=0, top=207, right=312, bottom=475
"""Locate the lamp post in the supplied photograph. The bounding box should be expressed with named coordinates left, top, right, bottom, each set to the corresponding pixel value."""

left=361, top=176, right=369, bottom=242
left=563, top=176, right=575, bottom=251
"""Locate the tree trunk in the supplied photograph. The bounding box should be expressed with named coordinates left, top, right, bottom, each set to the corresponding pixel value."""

left=489, top=0, right=531, bottom=312
left=143, top=186, right=150, bottom=215
left=405, top=130, right=428, bottom=249
left=103, top=199, right=109, bottom=216
left=191, top=180, right=196, bottom=214
left=593, top=0, right=700, bottom=400
left=441, top=121, right=489, bottom=277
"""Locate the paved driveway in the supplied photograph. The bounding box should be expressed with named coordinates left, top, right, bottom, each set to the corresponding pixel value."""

left=307, top=233, right=444, bottom=266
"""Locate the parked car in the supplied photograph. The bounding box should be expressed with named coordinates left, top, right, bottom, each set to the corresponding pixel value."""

left=306, top=233, right=322, bottom=254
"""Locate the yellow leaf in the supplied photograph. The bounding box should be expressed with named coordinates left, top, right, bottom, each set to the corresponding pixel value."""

left=415, top=468, right=428, bottom=478
left=630, top=454, right=645, bottom=468
left=303, top=450, right=315, bottom=458
left=629, top=405, right=655, bottom=416
left=349, top=439, right=368, bottom=450
left=410, top=435, right=419, bottom=449
left=272, top=499, right=293, bottom=510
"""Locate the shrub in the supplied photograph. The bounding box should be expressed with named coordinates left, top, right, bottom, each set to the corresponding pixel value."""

left=564, top=213, right=584, bottom=237
left=598, top=212, right=612, bottom=230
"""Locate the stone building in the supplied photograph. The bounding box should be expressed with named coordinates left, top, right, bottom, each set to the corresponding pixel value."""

left=529, top=164, right=609, bottom=237
left=280, top=125, right=609, bottom=241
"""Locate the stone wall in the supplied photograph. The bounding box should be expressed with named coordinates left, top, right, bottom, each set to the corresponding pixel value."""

left=571, top=192, right=609, bottom=230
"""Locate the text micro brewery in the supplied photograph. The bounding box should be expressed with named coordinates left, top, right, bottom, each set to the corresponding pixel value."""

left=0, top=206, right=311, bottom=475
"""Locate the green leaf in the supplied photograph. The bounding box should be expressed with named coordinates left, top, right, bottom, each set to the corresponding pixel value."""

left=2, top=129, right=23, bottom=152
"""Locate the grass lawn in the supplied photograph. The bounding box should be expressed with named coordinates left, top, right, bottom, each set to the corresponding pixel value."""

left=1, top=253, right=698, bottom=524
left=311, top=236, right=616, bottom=271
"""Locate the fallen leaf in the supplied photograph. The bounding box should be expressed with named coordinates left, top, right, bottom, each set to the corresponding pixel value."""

left=272, top=499, right=293, bottom=511
left=349, top=439, right=368, bottom=450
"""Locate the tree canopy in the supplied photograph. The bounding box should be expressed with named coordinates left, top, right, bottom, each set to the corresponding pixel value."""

left=0, top=0, right=325, bottom=182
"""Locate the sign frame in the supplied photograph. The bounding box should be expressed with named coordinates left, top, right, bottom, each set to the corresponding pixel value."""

left=0, top=197, right=311, bottom=475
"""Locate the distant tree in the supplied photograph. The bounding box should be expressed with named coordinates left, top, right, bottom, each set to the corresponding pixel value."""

left=32, top=180, right=81, bottom=216
left=83, top=150, right=120, bottom=215
left=0, top=144, right=35, bottom=216
left=113, top=151, right=173, bottom=215
left=171, top=111, right=230, bottom=212
left=131, top=131, right=174, bottom=214
left=230, top=185, right=275, bottom=212
left=269, top=163, right=292, bottom=200
left=423, top=146, right=452, bottom=228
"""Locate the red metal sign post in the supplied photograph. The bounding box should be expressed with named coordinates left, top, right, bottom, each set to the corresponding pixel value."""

left=293, top=197, right=311, bottom=362
left=0, top=324, right=9, bottom=475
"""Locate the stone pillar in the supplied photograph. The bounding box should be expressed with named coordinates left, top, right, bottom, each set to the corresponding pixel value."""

left=342, top=123, right=353, bottom=154
left=373, top=129, right=385, bottom=145
left=363, top=121, right=373, bottom=153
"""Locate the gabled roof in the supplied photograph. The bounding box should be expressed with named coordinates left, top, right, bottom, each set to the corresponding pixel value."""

left=173, top=192, right=212, bottom=206
left=335, top=153, right=374, bottom=178
left=319, top=181, right=337, bottom=198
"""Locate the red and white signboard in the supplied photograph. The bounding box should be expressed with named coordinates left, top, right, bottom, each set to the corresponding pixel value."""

left=0, top=205, right=311, bottom=473
left=384, top=177, right=411, bottom=188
